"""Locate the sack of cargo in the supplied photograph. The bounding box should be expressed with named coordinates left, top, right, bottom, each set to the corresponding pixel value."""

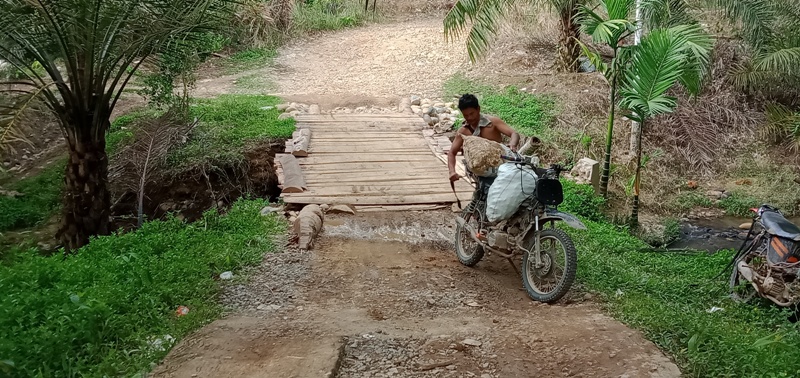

left=461, top=135, right=508, bottom=177
left=486, top=162, right=538, bottom=223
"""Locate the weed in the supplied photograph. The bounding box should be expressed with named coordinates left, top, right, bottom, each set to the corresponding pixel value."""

left=107, top=108, right=165, bottom=154
left=170, top=95, right=295, bottom=170
left=442, top=72, right=495, bottom=100
left=560, top=179, right=606, bottom=222
left=672, top=192, right=713, bottom=211
left=0, top=199, right=285, bottom=377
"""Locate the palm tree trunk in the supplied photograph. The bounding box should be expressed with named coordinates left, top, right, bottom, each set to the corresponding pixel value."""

left=57, top=124, right=111, bottom=253
left=599, top=60, right=618, bottom=198
left=556, top=2, right=581, bottom=72
left=630, top=119, right=644, bottom=228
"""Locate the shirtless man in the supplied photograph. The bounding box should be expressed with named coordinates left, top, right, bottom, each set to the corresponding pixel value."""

left=448, top=94, right=520, bottom=183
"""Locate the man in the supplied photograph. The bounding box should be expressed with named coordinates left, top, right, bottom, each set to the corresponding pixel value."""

left=448, top=94, right=520, bottom=183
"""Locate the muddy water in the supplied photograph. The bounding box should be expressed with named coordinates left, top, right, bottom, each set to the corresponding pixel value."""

left=671, top=215, right=800, bottom=252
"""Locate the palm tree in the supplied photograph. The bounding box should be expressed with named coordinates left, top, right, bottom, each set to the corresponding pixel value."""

left=577, top=0, right=697, bottom=198
left=0, top=0, right=234, bottom=252
left=618, top=24, right=712, bottom=226
left=444, top=0, right=587, bottom=72
left=705, top=0, right=800, bottom=102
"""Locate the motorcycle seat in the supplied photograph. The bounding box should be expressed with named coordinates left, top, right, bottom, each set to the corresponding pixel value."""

left=761, top=211, right=800, bottom=241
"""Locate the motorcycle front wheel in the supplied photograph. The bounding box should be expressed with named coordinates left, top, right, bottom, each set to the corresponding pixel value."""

left=522, top=228, right=577, bottom=303
left=454, top=205, right=485, bottom=267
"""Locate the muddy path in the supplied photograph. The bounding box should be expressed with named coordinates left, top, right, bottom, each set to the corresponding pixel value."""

left=153, top=212, right=680, bottom=378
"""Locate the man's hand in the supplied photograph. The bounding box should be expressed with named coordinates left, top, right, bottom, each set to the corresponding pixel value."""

left=449, top=172, right=461, bottom=182
left=509, top=143, right=518, bottom=152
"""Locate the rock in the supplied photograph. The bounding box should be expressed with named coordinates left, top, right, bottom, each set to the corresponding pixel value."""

left=481, top=375, right=492, bottom=378
left=569, top=157, right=600, bottom=193
left=462, top=339, right=482, bottom=347
left=452, top=203, right=462, bottom=213
left=423, top=114, right=433, bottom=126
left=435, top=107, right=450, bottom=114
left=260, top=206, right=283, bottom=216
left=739, top=222, right=753, bottom=230
left=309, top=104, right=321, bottom=114
left=295, top=204, right=324, bottom=250
left=328, top=204, right=356, bottom=215
left=422, top=98, right=432, bottom=105
left=434, top=102, right=445, bottom=107
left=278, top=113, right=294, bottom=120
left=706, top=190, right=724, bottom=200
left=276, top=104, right=289, bottom=112
left=320, top=204, right=331, bottom=212
left=260, top=106, right=275, bottom=110
left=0, top=190, right=23, bottom=198
left=430, top=117, right=439, bottom=125
left=434, top=120, right=453, bottom=134
left=220, top=271, right=233, bottom=280
left=411, top=105, right=422, bottom=114
left=410, top=95, right=421, bottom=106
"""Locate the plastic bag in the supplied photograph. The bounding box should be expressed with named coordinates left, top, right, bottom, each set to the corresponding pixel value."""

left=485, top=162, right=538, bottom=223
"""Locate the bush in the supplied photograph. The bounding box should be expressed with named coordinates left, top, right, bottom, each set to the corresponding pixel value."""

left=560, top=179, right=606, bottom=222
left=720, top=192, right=759, bottom=217
left=0, top=199, right=285, bottom=377
left=293, top=0, right=366, bottom=33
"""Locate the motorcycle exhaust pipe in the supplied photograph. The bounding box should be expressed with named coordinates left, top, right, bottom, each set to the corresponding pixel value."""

left=455, top=217, right=482, bottom=244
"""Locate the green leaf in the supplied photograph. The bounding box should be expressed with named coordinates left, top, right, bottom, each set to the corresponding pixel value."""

left=443, top=0, right=514, bottom=62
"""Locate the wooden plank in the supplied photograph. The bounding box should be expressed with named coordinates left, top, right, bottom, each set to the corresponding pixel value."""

left=296, top=182, right=474, bottom=193
left=296, top=156, right=447, bottom=165
left=355, top=204, right=448, bottom=212
left=282, top=193, right=473, bottom=205
left=282, top=186, right=473, bottom=198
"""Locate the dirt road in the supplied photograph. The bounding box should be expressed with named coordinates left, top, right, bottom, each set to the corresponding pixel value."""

left=153, top=212, right=680, bottom=378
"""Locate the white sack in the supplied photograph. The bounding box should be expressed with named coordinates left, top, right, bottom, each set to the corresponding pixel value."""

left=486, top=162, right=538, bottom=223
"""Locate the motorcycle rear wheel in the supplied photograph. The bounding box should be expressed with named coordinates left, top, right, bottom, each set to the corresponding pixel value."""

left=455, top=205, right=485, bottom=267
left=522, top=228, right=577, bottom=303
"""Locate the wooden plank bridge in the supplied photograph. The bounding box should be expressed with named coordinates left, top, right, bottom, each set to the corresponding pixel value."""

left=279, top=113, right=474, bottom=209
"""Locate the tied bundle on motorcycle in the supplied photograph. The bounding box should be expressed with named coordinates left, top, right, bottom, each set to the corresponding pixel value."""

left=460, top=135, right=507, bottom=177
left=486, top=163, right=538, bottom=223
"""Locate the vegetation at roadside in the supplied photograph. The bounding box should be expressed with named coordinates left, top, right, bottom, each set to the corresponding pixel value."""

left=0, top=163, right=64, bottom=232
left=170, top=95, right=295, bottom=170
left=561, top=182, right=800, bottom=377
left=0, top=199, right=285, bottom=377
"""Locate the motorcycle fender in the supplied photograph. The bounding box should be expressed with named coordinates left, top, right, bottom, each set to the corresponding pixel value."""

left=541, top=210, right=587, bottom=230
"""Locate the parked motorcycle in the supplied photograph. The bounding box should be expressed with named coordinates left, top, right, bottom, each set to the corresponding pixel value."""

left=729, top=205, right=800, bottom=307
left=454, top=153, right=585, bottom=303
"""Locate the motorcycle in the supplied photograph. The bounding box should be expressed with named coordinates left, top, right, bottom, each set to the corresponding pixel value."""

left=454, top=152, right=585, bottom=303
left=729, top=205, right=800, bottom=307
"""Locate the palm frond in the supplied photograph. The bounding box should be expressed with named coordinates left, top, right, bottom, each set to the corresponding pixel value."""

left=704, top=0, right=774, bottom=52
left=577, top=3, right=634, bottom=48
left=619, top=28, right=687, bottom=121
left=443, top=0, right=515, bottom=62
left=640, top=0, right=695, bottom=30
left=753, top=47, right=800, bottom=73
left=763, top=103, right=800, bottom=152
left=668, top=23, right=714, bottom=96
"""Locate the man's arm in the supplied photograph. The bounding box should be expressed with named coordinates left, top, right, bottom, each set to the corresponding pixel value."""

left=447, top=129, right=466, bottom=182
left=490, top=116, right=521, bottom=151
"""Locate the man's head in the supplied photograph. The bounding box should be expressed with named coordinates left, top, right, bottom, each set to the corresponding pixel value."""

left=458, top=94, right=481, bottom=128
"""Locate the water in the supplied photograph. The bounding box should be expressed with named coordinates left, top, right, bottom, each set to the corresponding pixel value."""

left=671, top=215, right=800, bottom=253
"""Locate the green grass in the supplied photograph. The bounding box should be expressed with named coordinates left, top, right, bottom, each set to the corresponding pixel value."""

left=171, top=95, right=295, bottom=170
left=672, top=192, right=714, bottom=212
left=0, top=199, right=285, bottom=377
left=441, top=73, right=556, bottom=137
left=0, top=162, right=64, bottom=232
left=719, top=192, right=760, bottom=217
left=225, top=48, right=278, bottom=73
left=293, top=0, right=366, bottom=33
left=558, top=182, right=800, bottom=377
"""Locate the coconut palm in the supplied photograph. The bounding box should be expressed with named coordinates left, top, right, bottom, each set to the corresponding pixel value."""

left=618, top=24, right=713, bottom=226
left=444, top=0, right=587, bottom=72
left=0, top=0, right=234, bottom=252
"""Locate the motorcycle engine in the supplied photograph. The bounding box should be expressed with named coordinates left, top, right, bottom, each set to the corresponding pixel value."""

left=487, top=230, right=510, bottom=250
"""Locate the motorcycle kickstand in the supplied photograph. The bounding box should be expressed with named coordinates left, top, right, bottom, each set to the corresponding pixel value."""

left=506, top=257, right=520, bottom=276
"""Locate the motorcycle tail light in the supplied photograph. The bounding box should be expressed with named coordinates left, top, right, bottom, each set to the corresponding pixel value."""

left=789, top=256, right=799, bottom=263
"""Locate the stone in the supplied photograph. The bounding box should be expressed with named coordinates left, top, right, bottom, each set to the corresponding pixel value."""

left=276, top=104, right=289, bottom=112
left=423, top=114, right=433, bottom=126
left=430, top=117, right=439, bottom=125
left=569, top=157, right=600, bottom=193
left=0, top=190, right=23, bottom=198
left=435, top=107, right=450, bottom=114
left=320, top=204, right=331, bottom=212
left=462, top=339, right=482, bottom=347
left=739, top=222, right=753, bottom=230
left=260, top=206, right=283, bottom=216
left=434, top=102, right=445, bottom=108
left=309, top=104, right=321, bottom=114
left=328, top=204, right=356, bottom=215
left=278, top=113, right=293, bottom=120
left=410, top=96, right=422, bottom=106
left=706, top=190, right=724, bottom=200
left=411, top=105, right=422, bottom=114
left=219, top=271, right=233, bottom=280
left=260, top=106, right=275, bottom=110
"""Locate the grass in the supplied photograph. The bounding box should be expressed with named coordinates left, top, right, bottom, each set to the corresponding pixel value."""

left=441, top=73, right=556, bottom=137
left=0, top=199, right=285, bottom=377
left=0, top=162, right=64, bottom=232
left=558, top=182, right=800, bottom=377
left=170, top=95, right=295, bottom=170
left=224, top=47, right=278, bottom=73
left=293, top=0, right=367, bottom=33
